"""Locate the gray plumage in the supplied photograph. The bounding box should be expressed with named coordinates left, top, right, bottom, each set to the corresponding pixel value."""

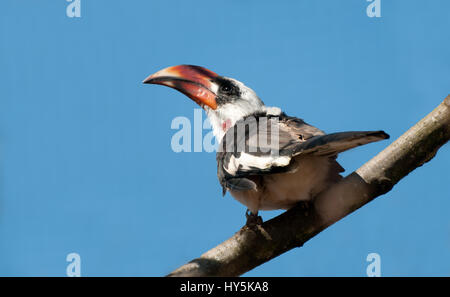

left=217, top=112, right=389, bottom=213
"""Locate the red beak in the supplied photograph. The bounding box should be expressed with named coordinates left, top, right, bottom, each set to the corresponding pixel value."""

left=143, top=65, right=219, bottom=110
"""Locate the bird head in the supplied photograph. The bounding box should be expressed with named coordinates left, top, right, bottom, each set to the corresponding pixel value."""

left=143, top=65, right=266, bottom=140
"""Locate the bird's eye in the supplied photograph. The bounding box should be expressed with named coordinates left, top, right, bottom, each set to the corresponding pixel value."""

left=220, top=84, right=232, bottom=93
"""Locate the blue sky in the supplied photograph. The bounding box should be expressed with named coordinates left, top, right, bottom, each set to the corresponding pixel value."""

left=0, top=0, right=449, bottom=276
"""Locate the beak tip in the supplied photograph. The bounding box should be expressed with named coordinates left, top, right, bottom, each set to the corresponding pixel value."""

left=142, top=76, right=153, bottom=84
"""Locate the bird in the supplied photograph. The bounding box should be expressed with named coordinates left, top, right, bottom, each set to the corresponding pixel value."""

left=143, top=65, right=389, bottom=225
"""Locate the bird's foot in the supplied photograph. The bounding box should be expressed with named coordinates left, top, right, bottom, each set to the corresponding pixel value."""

left=298, top=200, right=311, bottom=210
left=245, top=209, right=263, bottom=228
left=296, top=200, right=313, bottom=216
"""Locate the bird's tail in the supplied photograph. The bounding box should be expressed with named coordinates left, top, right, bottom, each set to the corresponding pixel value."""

left=294, top=130, right=390, bottom=156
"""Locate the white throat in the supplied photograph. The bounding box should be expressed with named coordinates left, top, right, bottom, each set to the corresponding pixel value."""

left=205, top=104, right=282, bottom=142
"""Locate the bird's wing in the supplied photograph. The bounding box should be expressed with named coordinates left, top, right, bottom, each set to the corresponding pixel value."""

left=216, top=113, right=389, bottom=193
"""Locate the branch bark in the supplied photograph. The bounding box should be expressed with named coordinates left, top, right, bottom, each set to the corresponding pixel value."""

left=168, top=95, right=450, bottom=277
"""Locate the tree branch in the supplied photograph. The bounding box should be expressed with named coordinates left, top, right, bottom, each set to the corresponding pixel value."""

left=168, top=95, right=450, bottom=277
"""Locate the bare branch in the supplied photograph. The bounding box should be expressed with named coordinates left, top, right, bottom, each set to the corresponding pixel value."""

left=168, top=95, right=450, bottom=277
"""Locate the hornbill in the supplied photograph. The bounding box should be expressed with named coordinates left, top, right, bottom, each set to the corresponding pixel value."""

left=143, top=65, right=389, bottom=225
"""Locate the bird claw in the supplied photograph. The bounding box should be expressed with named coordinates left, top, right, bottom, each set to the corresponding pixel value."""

left=298, top=200, right=311, bottom=210
left=245, top=209, right=263, bottom=228
left=297, top=200, right=314, bottom=216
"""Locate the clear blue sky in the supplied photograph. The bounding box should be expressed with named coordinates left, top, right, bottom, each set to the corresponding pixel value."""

left=0, top=0, right=449, bottom=276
